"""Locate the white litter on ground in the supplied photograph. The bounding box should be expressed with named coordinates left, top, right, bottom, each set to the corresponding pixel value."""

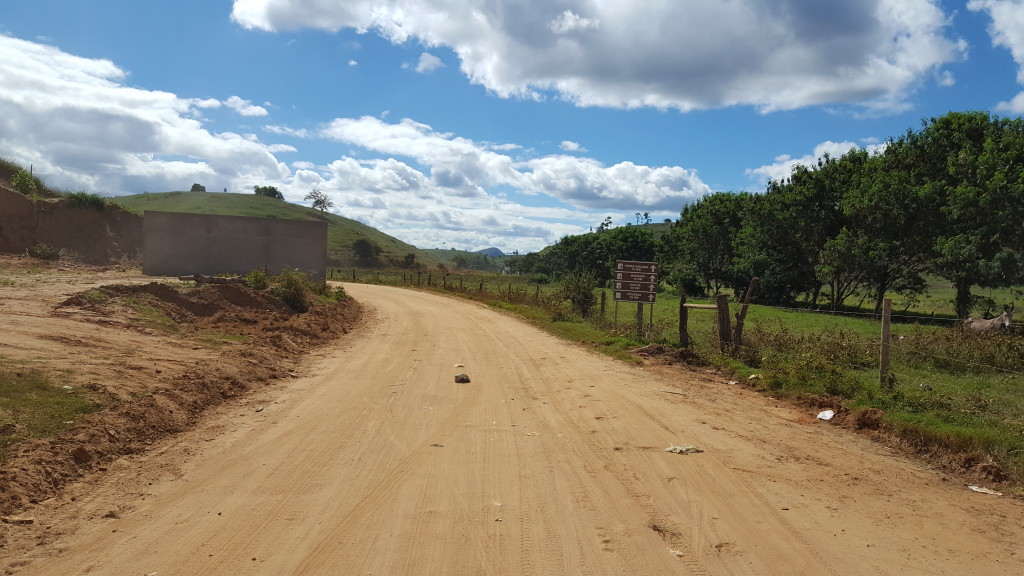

left=665, top=444, right=703, bottom=454
left=968, top=485, right=1002, bottom=496
left=817, top=410, right=835, bottom=421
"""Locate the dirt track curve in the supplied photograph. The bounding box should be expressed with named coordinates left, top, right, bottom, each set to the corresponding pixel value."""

left=7, top=283, right=1024, bottom=575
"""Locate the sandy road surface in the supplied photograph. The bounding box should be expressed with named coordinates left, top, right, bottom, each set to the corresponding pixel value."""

left=9, top=283, right=1024, bottom=575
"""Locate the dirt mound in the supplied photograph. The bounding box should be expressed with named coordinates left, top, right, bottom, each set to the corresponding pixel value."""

left=0, top=277, right=363, bottom=521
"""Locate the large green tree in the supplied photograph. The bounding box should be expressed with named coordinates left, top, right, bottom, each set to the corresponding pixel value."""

left=253, top=185, right=284, bottom=199
left=304, top=188, right=334, bottom=215
left=901, top=112, right=1024, bottom=318
left=733, top=156, right=849, bottom=306
left=661, top=192, right=749, bottom=296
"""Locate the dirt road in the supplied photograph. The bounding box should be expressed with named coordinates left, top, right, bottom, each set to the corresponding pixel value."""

left=6, top=282, right=1024, bottom=575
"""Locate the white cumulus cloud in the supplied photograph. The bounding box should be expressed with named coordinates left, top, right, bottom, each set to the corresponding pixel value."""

left=231, top=0, right=966, bottom=114
left=414, top=52, right=445, bottom=73
left=969, top=0, right=1024, bottom=113
left=225, top=95, right=269, bottom=116
left=0, top=35, right=289, bottom=194
left=548, top=10, right=600, bottom=34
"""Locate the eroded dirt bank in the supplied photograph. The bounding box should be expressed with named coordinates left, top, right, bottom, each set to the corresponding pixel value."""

left=0, top=255, right=362, bottom=537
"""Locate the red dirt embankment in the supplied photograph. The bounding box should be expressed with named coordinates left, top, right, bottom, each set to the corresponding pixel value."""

left=0, top=255, right=362, bottom=526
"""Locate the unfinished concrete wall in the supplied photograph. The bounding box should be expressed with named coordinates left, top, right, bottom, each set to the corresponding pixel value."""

left=0, top=189, right=143, bottom=264
left=142, top=211, right=327, bottom=279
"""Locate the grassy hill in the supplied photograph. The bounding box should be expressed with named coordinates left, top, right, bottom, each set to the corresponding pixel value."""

left=112, top=191, right=444, bottom=269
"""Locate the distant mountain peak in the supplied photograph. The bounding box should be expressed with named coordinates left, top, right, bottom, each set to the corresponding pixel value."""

left=475, top=247, right=505, bottom=257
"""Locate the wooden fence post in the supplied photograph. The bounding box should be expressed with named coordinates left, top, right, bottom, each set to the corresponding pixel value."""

left=679, top=293, right=689, bottom=348
left=716, top=294, right=732, bottom=352
left=880, top=298, right=892, bottom=389
left=600, top=290, right=606, bottom=318
left=733, top=277, right=759, bottom=349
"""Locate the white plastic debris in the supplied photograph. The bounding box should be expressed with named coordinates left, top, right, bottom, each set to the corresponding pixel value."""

left=968, top=485, right=1002, bottom=496
left=665, top=444, right=703, bottom=454
left=668, top=548, right=685, bottom=557
left=816, top=410, right=835, bottom=421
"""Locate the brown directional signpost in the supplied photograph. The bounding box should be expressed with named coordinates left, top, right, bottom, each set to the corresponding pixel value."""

left=613, top=260, right=658, bottom=332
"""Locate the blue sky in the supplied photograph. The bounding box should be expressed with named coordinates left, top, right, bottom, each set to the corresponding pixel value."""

left=2, top=1, right=1023, bottom=253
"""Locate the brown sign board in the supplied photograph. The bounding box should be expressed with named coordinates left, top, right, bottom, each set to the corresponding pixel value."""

left=616, top=260, right=659, bottom=274
left=613, top=260, right=658, bottom=303
left=614, top=280, right=657, bottom=293
left=615, top=271, right=656, bottom=283
left=615, top=290, right=657, bottom=303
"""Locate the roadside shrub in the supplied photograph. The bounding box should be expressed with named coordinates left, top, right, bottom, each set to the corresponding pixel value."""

left=557, top=269, right=599, bottom=318
left=250, top=268, right=345, bottom=310
left=244, top=268, right=270, bottom=291
left=26, top=243, right=59, bottom=261
left=11, top=169, right=37, bottom=196
left=895, top=327, right=1024, bottom=375
left=528, top=273, right=551, bottom=285
left=63, top=191, right=106, bottom=210
left=270, top=269, right=313, bottom=312
left=326, top=284, right=348, bottom=302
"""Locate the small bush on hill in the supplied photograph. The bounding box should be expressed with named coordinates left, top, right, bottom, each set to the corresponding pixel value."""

left=63, top=191, right=106, bottom=210
left=11, top=169, right=37, bottom=196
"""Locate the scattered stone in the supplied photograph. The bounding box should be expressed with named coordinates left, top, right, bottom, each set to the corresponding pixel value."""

left=455, top=373, right=471, bottom=383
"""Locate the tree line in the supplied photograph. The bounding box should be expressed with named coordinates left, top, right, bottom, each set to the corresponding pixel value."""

left=508, top=111, right=1024, bottom=319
